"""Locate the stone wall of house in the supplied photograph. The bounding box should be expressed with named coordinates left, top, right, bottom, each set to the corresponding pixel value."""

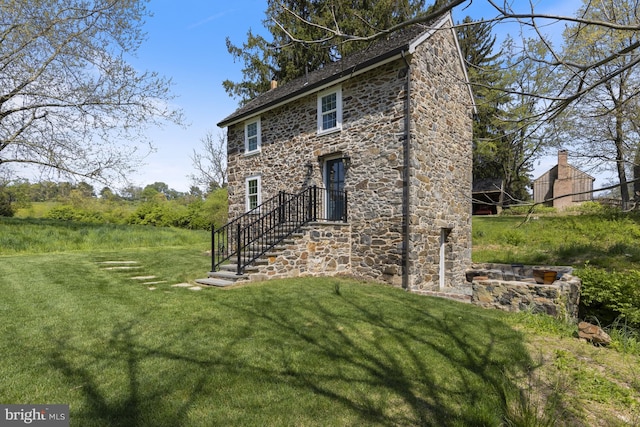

left=226, top=59, right=408, bottom=285
left=246, top=223, right=352, bottom=281
left=405, top=26, right=474, bottom=294
left=225, top=25, right=472, bottom=293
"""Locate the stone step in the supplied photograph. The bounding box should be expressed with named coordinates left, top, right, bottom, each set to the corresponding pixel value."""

left=220, top=240, right=291, bottom=271
left=245, top=242, right=292, bottom=252
left=208, top=270, right=248, bottom=281
left=194, top=277, right=236, bottom=287
left=204, top=227, right=306, bottom=285
left=219, top=263, right=259, bottom=273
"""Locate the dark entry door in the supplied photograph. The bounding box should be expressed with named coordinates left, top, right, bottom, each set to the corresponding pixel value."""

left=325, top=158, right=345, bottom=221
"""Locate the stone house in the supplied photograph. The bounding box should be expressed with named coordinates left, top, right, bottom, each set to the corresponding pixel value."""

left=207, top=13, right=475, bottom=298
left=532, top=150, right=595, bottom=210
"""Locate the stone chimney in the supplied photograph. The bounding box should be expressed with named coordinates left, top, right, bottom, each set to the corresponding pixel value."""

left=558, top=150, right=569, bottom=180
left=553, top=150, right=572, bottom=210
left=270, top=80, right=278, bottom=90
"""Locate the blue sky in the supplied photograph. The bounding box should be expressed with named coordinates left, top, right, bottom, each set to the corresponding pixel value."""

left=128, top=0, right=589, bottom=192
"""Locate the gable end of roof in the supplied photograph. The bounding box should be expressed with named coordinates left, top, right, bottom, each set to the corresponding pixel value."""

left=217, top=12, right=462, bottom=128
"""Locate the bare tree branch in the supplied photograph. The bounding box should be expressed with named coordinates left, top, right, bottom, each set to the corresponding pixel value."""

left=271, top=0, right=640, bottom=116
left=0, top=0, right=183, bottom=185
left=189, top=130, right=228, bottom=192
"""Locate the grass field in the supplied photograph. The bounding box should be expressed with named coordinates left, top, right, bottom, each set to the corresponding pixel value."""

left=472, top=213, right=640, bottom=271
left=0, top=217, right=639, bottom=426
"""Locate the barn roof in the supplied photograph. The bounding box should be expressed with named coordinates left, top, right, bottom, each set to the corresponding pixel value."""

left=533, top=164, right=595, bottom=183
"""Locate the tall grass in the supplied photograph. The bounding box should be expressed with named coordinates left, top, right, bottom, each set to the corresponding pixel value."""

left=473, top=214, right=640, bottom=270
left=0, top=217, right=209, bottom=255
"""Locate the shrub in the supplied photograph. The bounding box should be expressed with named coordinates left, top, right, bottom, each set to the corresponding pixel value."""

left=23, top=187, right=229, bottom=230
left=577, top=264, right=640, bottom=327
left=46, top=205, right=105, bottom=223
left=0, top=191, right=14, bottom=217
left=127, top=201, right=176, bottom=227
left=566, top=201, right=604, bottom=215
left=179, top=199, right=212, bottom=230
left=503, top=229, right=525, bottom=246
left=203, top=188, right=228, bottom=229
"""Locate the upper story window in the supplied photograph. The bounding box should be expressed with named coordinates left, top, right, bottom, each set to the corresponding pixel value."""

left=317, top=87, right=342, bottom=134
left=244, top=117, right=261, bottom=154
left=245, top=175, right=261, bottom=211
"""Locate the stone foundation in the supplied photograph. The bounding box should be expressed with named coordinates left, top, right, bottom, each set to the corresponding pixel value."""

left=246, top=222, right=352, bottom=281
left=466, top=263, right=581, bottom=319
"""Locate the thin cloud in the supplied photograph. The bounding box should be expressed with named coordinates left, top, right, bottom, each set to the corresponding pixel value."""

left=188, top=11, right=228, bottom=30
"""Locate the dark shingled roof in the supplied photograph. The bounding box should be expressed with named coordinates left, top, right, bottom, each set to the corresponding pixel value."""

left=217, top=21, right=439, bottom=128
left=472, top=178, right=504, bottom=194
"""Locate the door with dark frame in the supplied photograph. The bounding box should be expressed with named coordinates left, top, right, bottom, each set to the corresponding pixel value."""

left=324, top=158, right=345, bottom=221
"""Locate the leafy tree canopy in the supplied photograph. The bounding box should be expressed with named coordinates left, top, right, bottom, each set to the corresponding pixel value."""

left=554, top=0, right=640, bottom=208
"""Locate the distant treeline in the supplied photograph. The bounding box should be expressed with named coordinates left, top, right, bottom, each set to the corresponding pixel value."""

left=0, top=180, right=228, bottom=230
left=1, top=180, right=211, bottom=203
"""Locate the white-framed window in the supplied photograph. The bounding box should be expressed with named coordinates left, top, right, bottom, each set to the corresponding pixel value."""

left=245, top=175, right=261, bottom=211
left=244, top=117, right=261, bottom=154
left=317, top=87, right=342, bottom=134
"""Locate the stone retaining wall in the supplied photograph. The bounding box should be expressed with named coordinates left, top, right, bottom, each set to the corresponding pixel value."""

left=467, top=263, right=581, bottom=319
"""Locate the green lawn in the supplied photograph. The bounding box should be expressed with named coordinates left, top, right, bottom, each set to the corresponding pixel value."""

left=1, top=249, right=534, bottom=426
left=1, top=217, right=639, bottom=425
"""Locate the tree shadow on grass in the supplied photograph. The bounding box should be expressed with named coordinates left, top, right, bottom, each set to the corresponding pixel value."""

left=49, top=321, right=209, bottom=427
left=47, top=280, right=570, bottom=426
left=219, top=284, right=537, bottom=426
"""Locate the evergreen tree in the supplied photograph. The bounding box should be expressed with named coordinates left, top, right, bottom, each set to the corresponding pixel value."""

left=459, top=17, right=551, bottom=203
left=457, top=16, right=506, bottom=184
left=223, top=0, right=427, bottom=103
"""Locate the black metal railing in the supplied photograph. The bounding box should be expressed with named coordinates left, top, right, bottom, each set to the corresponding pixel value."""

left=211, top=185, right=347, bottom=275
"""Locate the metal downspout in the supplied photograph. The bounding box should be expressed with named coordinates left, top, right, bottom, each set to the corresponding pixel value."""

left=401, top=51, right=411, bottom=290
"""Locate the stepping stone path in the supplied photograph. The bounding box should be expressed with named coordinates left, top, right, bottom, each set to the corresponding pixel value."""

left=99, top=261, right=139, bottom=264
left=97, top=260, right=203, bottom=291
left=172, top=283, right=203, bottom=291
left=98, top=261, right=142, bottom=271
